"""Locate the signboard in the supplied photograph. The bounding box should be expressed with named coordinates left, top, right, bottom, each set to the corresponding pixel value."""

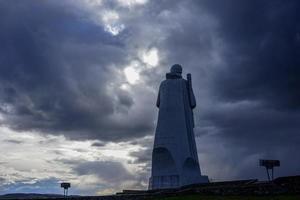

left=61, top=182, right=71, bottom=189
left=259, top=160, right=280, bottom=169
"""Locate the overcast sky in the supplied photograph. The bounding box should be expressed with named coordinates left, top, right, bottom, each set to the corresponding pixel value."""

left=0, top=0, right=299, bottom=195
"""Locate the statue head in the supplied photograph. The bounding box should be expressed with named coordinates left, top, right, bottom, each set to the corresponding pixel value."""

left=170, top=64, right=182, bottom=75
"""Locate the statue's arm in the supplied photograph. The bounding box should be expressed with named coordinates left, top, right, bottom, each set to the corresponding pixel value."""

left=156, top=89, right=160, bottom=108
left=187, top=73, right=196, bottom=109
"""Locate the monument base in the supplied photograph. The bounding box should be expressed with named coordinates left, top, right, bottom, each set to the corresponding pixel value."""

left=149, top=175, right=209, bottom=190
left=197, top=175, right=210, bottom=184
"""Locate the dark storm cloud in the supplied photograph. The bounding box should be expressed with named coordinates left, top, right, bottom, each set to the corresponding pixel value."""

left=198, top=1, right=300, bottom=134
left=0, top=0, right=152, bottom=141
left=200, top=0, right=300, bottom=110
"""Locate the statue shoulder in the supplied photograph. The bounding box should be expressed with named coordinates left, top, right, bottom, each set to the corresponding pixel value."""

left=160, top=79, right=169, bottom=86
left=160, top=78, right=186, bottom=86
left=180, top=78, right=188, bottom=85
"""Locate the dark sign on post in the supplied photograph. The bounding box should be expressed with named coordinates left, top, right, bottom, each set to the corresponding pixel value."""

left=61, top=182, right=71, bottom=197
left=259, top=159, right=280, bottom=181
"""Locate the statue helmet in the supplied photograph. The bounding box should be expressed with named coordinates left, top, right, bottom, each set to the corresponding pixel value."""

left=170, top=64, right=182, bottom=74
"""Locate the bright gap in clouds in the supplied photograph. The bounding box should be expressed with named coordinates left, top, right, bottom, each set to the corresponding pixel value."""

left=142, top=48, right=159, bottom=67
left=117, top=0, right=148, bottom=7
left=102, top=10, right=125, bottom=36
left=124, top=67, right=140, bottom=84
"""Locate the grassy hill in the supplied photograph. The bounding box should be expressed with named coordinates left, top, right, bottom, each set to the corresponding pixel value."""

left=154, top=195, right=300, bottom=200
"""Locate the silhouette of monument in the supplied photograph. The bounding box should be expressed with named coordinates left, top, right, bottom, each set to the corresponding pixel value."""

left=149, top=64, right=208, bottom=189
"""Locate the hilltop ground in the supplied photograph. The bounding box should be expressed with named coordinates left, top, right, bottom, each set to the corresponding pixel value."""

left=155, top=195, right=300, bottom=200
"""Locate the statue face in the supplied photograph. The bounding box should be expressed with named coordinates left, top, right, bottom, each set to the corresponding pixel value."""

left=171, top=64, right=182, bottom=74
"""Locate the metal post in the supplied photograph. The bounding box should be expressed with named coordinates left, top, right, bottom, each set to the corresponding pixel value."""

left=260, top=160, right=280, bottom=182
left=266, top=167, right=270, bottom=181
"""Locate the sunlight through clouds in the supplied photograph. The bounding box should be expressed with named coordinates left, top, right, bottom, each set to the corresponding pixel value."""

left=141, top=48, right=159, bottom=67
left=123, top=61, right=142, bottom=85
left=124, top=67, right=140, bottom=84
left=117, top=0, right=148, bottom=7
left=102, top=10, right=125, bottom=36
left=74, top=1, right=126, bottom=36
